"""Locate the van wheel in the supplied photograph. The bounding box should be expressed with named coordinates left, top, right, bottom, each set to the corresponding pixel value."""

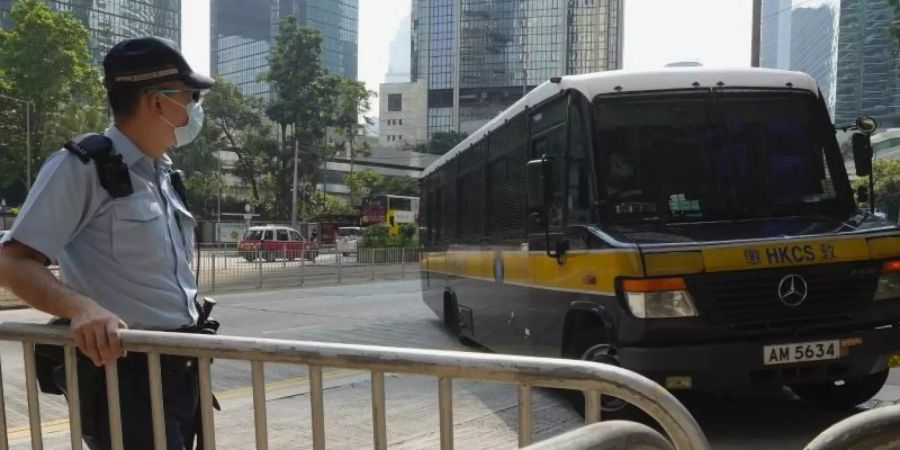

left=563, top=327, right=632, bottom=418
left=790, top=370, right=888, bottom=410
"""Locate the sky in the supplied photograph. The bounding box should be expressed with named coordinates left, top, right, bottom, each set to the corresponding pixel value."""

left=181, top=0, right=756, bottom=109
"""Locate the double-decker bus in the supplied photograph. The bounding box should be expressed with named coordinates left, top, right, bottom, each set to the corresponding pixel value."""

left=361, top=195, right=420, bottom=236
left=419, top=67, right=900, bottom=413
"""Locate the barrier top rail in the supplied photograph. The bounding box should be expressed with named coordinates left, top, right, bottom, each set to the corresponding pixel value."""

left=0, top=322, right=709, bottom=450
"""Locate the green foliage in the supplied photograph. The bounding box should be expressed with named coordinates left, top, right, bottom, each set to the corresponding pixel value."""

left=362, top=223, right=391, bottom=248
left=200, top=76, right=279, bottom=210
left=379, top=176, right=420, bottom=197
left=396, top=223, right=418, bottom=247
left=854, top=159, right=900, bottom=221
left=345, top=169, right=383, bottom=200
left=262, top=18, right=336, bottom=219
left=300, top=193, right=355, bottom=219
left=362, top=222, right=419, bottom=248
left=415, top=131, right=468, bottom=155
left=345, top=169, right=420, bottom=200
left=0, top=0, right=104, bottom=198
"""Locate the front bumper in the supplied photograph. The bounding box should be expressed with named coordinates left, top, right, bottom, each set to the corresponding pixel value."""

left=615, top=324, right=900, bottom=390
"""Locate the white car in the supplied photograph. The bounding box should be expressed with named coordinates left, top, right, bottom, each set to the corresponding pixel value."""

left=336, top=227, right=363, bottom=255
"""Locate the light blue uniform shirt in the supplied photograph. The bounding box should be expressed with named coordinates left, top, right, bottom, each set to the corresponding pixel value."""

left=1, top=126, right=199, bottom=330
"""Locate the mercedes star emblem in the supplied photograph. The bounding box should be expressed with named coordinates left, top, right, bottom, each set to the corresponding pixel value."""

left=778, top=274, right=809, bottom=307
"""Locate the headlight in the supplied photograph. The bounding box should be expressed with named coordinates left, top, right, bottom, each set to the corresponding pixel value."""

left=875, top=260, right=900, bottom=301
left=622, top=277, right=698, bottom=319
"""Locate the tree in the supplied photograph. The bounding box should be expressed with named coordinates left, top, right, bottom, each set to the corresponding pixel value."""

left=378, top=176, right=420, bottom=197
left=333, top=77, right=376, bottom=205
left=263, top=18, right=336, bottom=219
left=345, top=169, right=383, bottom=200
left=199, top=76, right=279, bottom=209
left=0, top=0, right=104, bottom=200
left=345, top=169, right=420, bottom=200
left=301, top=193, right=355, bottom=218
left=855, top=159, right=900, bottom=221
left=415, top=131, right=468, bottom=155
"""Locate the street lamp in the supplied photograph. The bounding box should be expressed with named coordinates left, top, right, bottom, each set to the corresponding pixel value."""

left=0, top=93, right=34, bottom=191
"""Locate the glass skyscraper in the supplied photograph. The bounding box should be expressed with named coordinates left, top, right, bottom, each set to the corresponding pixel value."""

left=211, top=0, right=359, bottom=99
left=412, top=0, right=624, bottom=138
left=761, top=0, right=900, bottom=128
left=0, top=0, right=181, bottom=65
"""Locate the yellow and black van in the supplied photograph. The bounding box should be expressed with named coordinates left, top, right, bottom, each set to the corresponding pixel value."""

left=419, top=68, right=900, bottom=411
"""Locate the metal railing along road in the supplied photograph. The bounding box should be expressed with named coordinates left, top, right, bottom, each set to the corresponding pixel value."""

left=0, top=322, right=710, bottom=450
left=192, top=246, right=421, bottom=292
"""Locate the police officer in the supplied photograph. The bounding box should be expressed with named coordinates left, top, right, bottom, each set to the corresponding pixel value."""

left=0, top=36, right=214, bottom=449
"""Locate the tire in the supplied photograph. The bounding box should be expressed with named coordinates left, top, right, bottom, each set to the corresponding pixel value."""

left=263, top=251, right=275, bottom=262
left=563, top=327, right=633, bottom=418
left=790, top=370, right=888, bottom=410
left=442, top=292, right=460, bottom=335
left=242, top=254, right=254, bottom=262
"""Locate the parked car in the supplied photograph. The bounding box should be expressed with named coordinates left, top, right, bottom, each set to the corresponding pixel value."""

left=336, top=226, right=363, bottom=256
left=238, top=225, right=317, bottom=262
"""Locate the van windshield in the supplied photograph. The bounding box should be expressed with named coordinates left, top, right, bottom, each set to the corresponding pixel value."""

left=593, top=90, right=852, bottom=223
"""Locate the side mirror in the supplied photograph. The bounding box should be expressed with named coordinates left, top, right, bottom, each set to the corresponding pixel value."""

left=856, top=116, right=878, bottom=134
left=526, top=156, right=550, bottom=213
left=852, top=133, right=873, bottom=177
left=857, top=185, right=870, bottom=204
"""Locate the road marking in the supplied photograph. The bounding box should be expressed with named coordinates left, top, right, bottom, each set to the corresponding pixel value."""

left=6, top=368, right=365, bottom=442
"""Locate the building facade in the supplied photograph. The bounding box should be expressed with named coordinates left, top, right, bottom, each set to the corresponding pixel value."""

left=412, top=0, right=624, bottom=139
left=379, top=81, right=427, bottom=149
left=318, top=135, right=439, bottom=202
left=385, top=14, right=412, bottom=83
left=211, top=0, right=359, bottom=99
left=760, top=0, right=900, bottom=128
left=0, top=0, right=180, bottom=65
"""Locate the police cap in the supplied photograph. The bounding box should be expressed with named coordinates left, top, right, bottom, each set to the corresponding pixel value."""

left=103, top=36, right=214, bottom=89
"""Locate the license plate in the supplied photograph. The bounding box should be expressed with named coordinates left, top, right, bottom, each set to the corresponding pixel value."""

left=763, top=340, right=840, bottom=365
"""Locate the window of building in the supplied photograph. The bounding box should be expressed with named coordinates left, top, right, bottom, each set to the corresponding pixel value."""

left=388, top=94, right=403, bottom=112
left=398, top=119, right=403, bottom=125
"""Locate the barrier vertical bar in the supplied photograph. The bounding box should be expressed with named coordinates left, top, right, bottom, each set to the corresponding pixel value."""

left=210, top=251, right=216, bottom=292
left=199, top=357, right=216, bottom=450
left=337, top=251, right=342, bottom=284
left=371, top=371, right=387, bottom=450
left=518, top=384, right=533, bottom=447
left=371, top=250, right=376, bottom=281
left=147, top=353, right=166, bottom=450
left=105, top=362, right=125, bottom=450
left=401, top=248, right=406, bottom=279
left=585, top=390, right=601, bottom=424
left=251, top=361, right=268, bottom=450
left=64, top=346, right=83, bottom=450
left=257, top=247, right=263, bottom=289
left=438, top=377, right=453, bottom=450
left=0, top=353, right=9, bottom=450
left=23, top=342, right=43, bottom=450
left=310, top=365, right=325, bottom=450
left=300, top=252, right=306, bottom=287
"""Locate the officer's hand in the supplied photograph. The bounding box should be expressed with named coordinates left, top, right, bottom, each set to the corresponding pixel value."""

left=70, top=301, right=128, bottom=367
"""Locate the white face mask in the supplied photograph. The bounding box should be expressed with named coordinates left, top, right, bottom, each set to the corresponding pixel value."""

left=160, top=94, right=204, bottom=148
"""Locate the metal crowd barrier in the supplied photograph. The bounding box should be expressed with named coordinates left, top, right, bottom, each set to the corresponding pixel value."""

left=0, top=322, right=710, bottom=450
left=524, top=421, right=674, bottom=450
left=803, top=404, right=900, bottom=450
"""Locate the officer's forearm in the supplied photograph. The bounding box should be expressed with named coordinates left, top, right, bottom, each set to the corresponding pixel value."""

left=0, top=253, right=97, bottom=319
